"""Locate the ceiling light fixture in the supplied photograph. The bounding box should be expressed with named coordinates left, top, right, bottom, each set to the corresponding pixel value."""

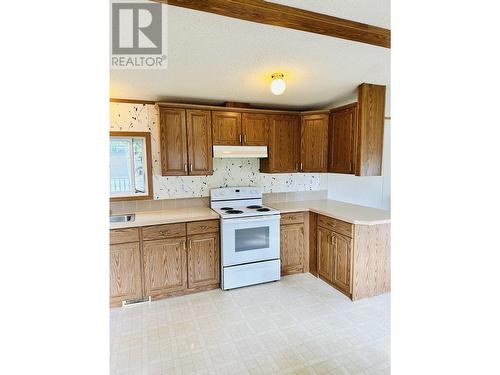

left=270, top=73, right=286, bottom=95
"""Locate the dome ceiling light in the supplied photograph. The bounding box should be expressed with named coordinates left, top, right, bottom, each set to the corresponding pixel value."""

left=270, top=73, right=286, bottom=95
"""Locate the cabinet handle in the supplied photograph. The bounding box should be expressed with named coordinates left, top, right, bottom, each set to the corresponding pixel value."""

left=184, top=163, right=188, bottom=172
left=239, top=134, right=242, bottom=143
left=189, top=163, right=193, bottom=172
left=300, top=162, right=303, bottom=171
left=188, top=240, right=192, bottom=251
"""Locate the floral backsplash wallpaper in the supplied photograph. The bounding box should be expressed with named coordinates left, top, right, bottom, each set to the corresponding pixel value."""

left=110, top=103, right=327, bottom=199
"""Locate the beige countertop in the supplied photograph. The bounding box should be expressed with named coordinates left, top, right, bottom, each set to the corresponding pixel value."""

left=110, top=206, right=219, bottom=229
left=268, top=200, right=390, bottom=225
left=110, top=199, right=390, bottom=229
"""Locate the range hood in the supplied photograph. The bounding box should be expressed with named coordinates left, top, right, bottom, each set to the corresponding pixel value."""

left=213, top=145, right=268, bottom=158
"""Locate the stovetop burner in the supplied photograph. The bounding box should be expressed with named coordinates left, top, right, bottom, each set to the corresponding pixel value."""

left=257, top=208, right=270, bottom=212
left=220, top=207, right=233, bottom=210
left=247, top=205, right=263, bottom=209
left=226, top=210, right=243, bottom=214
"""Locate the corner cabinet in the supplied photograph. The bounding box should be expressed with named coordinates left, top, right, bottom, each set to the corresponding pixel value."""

left=329, top=83, right=386, bottom=176
left=315, top=214, right=390, bottom=300
left=158, top=106, right=213, bottom=176
left=260, top=115, right=300, bottom=173
left=109, top=220, right=220, bottom=307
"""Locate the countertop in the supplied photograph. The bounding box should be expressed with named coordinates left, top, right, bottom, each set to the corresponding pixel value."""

left=110, top=199, right=390, bottom=229
left=268, top=200, right=390, bottom=225
left=110, top=206, right=219, bottom=229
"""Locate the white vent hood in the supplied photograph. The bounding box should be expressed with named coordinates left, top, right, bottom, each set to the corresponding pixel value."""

left=213, top=145, right=268, bottom=158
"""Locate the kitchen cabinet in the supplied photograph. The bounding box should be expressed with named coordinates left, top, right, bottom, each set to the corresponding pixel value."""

left=159, top=107, right=188, bottom=176
left=110, top=242, right=143, bottom=306
left=300, top=113, right=329, bottom=172
left=241, top=113, right=268, bottom=146
left=329, top=104, right=357, bottom=174
left=332, top=232, right=352, bottom=294
left=142, top=237, right=188, bottom=298
left=260, top=115, right=300, bottom=173
left=212, top=111, right=242, bottom=145
left=317, top=226, right=334, bottom=282
left=314, top=214, right=389, bottom=299
left=186, top=109, right=213, bottom=175
left=187, top=232, right=220, bottom=288
left=159, top=106, right=213, bottom=176
left=109, top=219, right=220, bottom=307
left=329, top=83, right=386, bottom=176
left=280, top=223, right=304, bottom=275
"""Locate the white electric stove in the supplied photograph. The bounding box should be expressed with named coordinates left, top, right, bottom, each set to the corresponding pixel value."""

left=210, top=187, right=281, bottom=290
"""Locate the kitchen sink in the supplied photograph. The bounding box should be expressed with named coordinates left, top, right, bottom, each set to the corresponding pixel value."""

left=110, top=214, right=135, bottom=223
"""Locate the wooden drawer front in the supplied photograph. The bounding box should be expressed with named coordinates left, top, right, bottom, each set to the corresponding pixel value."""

left=142, top=223, right=186, bottom=241
left=187, top=220, right=219, bottom=235
left=317, top=215, right=353, bottom=238
left=280, top=212, right=305, bottom=225
left=110, top=227, right=140, bottom=245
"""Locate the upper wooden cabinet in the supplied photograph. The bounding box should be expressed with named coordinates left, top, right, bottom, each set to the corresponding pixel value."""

left=329, top=83, right=386, bottom=176
left=329, top=103, right=358, bottom=174
left=260, top=115, right=300, bottom=173
left=241, top=113, right=269, bottom=146
left=212, top=111, right=242, bottom=145
left=357, top=83, right=386, bottom=176
left=300, top=113, right=329, bottom=172
left=159, top=106, right=213, bottom=176
left=186, top=110, right=213, bottom=175
left=242, top=113, right=268, bottom=146
left=159, top=107, right=188, bottom=176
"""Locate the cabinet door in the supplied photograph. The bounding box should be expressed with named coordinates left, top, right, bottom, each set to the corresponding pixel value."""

left=110, top=242, right=142, bottom=306
left=187, top=232, right=220, bottom=288
left=159, top=108, right=188, bottom=176
left=317, top=226, right=333, bottom=282
left=186, top=109, right=213, bottom=175
left=142, top=237, right=187, bottom=298
left=212, top=111, right=242, bottom=145
left=280, top=223, right=304, bottom=275
left=300, top=114, right=329, bottom=172
left=329, top=105, right=358, bottom=174
left=242, top=113, right=268, bottom=146
left=261, top=115, right=299, bottom=173
left=332, top=232, right=353, bottom=293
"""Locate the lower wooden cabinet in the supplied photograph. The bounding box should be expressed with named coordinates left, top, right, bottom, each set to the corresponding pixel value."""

left=317, top=226, right=334, bottom=281
left=109, top=242, right=143, bottom=306
left=331, top=232, right=352, bottom=294
left=109, top=220, right=220, bottom=307
left=187, top=232, right=220, bottom=288
left=280, top=223, right=304, bottom=275
left=317, top=222, right=352, bottom=294
left=142, top=237, right=188, bottom=298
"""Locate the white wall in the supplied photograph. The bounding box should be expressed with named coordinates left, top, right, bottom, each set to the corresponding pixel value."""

left=327, top=119, right=391, bottom=210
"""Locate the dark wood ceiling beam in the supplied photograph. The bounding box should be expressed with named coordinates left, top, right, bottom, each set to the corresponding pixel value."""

left=152, top=0, right=390, bottom=48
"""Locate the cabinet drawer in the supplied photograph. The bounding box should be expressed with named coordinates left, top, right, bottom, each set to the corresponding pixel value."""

left=317, top=215, right=353, bottom=238
left=110, top=227, right=140, bottom=245
left=187, top=220, right=219, bottom=235
left=280, top=212, right=305, bottom=225
left=142, top=223, right=186, bottom=240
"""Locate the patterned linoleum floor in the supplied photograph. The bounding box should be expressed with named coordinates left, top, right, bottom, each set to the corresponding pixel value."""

left=110, top=273, right=390, bottom=374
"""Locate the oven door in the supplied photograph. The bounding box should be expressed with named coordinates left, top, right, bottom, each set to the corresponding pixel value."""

left=221, top=215, right=280, bottom=267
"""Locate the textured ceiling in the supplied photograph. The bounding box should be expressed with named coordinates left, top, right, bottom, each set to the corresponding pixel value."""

left=110, top=1, right=390, bottom=110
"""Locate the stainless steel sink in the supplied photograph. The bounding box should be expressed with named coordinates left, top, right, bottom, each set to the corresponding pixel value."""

left=110, top=214, right=135, bottom=223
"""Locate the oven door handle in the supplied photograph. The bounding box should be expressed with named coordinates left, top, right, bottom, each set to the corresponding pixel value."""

left=223, top=215, right=281, bottom=224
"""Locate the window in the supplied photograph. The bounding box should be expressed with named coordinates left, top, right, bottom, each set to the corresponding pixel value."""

left=110, top=132, right=152, bottom=200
